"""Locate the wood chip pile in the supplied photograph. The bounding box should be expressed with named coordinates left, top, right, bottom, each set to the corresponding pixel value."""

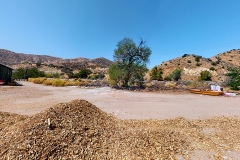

left=1, top=100, right=240, bottom=159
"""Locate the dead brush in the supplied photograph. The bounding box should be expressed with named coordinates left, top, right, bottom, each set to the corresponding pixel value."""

left=42, top=79, right=54, bottom=85
left=33, top=78, right=46, bottom=84
left=64, top=80, right=82, bottom=86
left=52, top=79, right=67, bottom=87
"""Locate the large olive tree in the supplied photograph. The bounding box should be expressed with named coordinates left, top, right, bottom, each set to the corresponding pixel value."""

left=108, top=38, right=152, bottom=87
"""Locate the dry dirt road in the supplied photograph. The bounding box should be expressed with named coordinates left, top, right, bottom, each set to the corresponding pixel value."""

left=0, top=81, right=239, bottom=120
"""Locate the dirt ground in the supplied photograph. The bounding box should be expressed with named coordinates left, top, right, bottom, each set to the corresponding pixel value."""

left=0, top=81, right=239, bottom=120
left=1, top=81, right=240, bottom=159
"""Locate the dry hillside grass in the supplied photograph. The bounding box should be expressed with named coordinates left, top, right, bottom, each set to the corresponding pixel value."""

left=1, top=100, right=240, bottom=159
left=155, top=49, right=240, bottom=82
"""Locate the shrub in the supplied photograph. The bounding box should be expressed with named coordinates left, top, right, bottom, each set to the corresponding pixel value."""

left=65, top=81, right=80, bottom=86
left=164, top=76, right=172, bottom=81
left=150, top=66, right=163, bottom=81
left=211, top=62, right=217, bottom=66
left=209, top=67, right=215, bottom=71
left=187, top=60, right=191, bottom=63
left=182, top=54, right=189, bottom=57
left=225, top=67, right=240, bottom=90
left=33, top=78, right=46, bottom=84
left=195, top=56, right=201, bottom=62
left=74, top=69, right=92, bottom=78
left=42, top=79, right=54, bottom=85
left=89, top=74, right=98, bottom=80
left=196, top=63, right=201, bottom=66
left=166, top=69, right=182, bottom=81
left=52, top=79, right=66, bottom=87
left=199, top=70, right=212, bottom=81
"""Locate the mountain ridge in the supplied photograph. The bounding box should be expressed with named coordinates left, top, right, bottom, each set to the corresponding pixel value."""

left=0, top=48, right=113, bottom=69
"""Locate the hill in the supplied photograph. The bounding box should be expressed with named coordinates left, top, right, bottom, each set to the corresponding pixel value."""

left=0, top=49, right=113, bottom=76
left=154, top=49, right=240, bottom=82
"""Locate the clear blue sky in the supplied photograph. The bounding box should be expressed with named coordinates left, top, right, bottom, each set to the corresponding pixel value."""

left=1, top=0, right=240, bottom=68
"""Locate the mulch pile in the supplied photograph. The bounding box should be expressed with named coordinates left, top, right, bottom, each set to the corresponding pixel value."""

left=1, top=100, right=240, bottom=159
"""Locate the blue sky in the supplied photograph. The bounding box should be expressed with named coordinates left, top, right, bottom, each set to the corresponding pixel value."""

left=1, top=0, right=240, bottom=68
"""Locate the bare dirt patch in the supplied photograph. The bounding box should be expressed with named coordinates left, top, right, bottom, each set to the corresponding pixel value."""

left=0, top=81, right=239, bottom=120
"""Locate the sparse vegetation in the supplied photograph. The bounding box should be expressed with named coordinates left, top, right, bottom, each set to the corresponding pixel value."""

left=187, top=60, right=191, bottom=63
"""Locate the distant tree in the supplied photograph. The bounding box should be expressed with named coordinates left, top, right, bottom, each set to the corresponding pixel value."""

left=150, top=66, right=163, bottom=81
left=27, top=67, right=45, bottom=78
left=12, top=68, right=25, bottom=79
left=13, top=67, right=45, bottom=79
left=199, top=70, right=212, bottom=81
left=108, top=37, right=151, bottom=87
left=225, top=67, right=240, bottom=90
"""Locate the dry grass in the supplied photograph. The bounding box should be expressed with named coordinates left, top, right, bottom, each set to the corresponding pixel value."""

left=28, top=78, right=82, bottom=87
left=0, top=100, right=240, bottom=159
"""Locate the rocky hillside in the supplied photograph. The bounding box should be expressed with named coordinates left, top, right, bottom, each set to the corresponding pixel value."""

left=0, top=49, right=113, bottom=70
left=0, top=49, right=62, bottom=65
left=155, top=49, right=240, bottom=82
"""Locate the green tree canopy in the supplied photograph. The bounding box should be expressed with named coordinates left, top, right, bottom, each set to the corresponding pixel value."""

left=12, top=68, right=25, bottom=79
left=108, top=38, right=151, bottom=87
left=225, top=67, right=240, bottom=90
left=199, top=70, right=212, bottom=81
left=12, top=67, right=45, bottom=79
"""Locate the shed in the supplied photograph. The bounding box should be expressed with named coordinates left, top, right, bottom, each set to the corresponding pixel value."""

left=0, top=62, right=14, bottom=85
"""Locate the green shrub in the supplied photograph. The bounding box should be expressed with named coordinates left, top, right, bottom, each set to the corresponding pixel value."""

left=199, top=70, right=212, bottom=81
left=225, top=67, right=240, bottom=90
left=164, top=76, right=171, bottom=81
left=74, top=69, right=92, bottom=78
left=195, top=56, right=201, bottom=62
left=182, top=54, right=189, bottom=57
left=209, top=67, right=215, bottom=71
left=187, top=60, right=191, bottom=63
left=211, top=62, right=217, bottom=66
left=166, top=69, right=182, bottom=81
left=196, top=63, right=201, bottom=66
left=150, top=66, right=163, bottom=81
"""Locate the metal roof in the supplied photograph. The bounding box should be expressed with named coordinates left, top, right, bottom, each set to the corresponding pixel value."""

left=0, top=62, right=14, bottom=70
